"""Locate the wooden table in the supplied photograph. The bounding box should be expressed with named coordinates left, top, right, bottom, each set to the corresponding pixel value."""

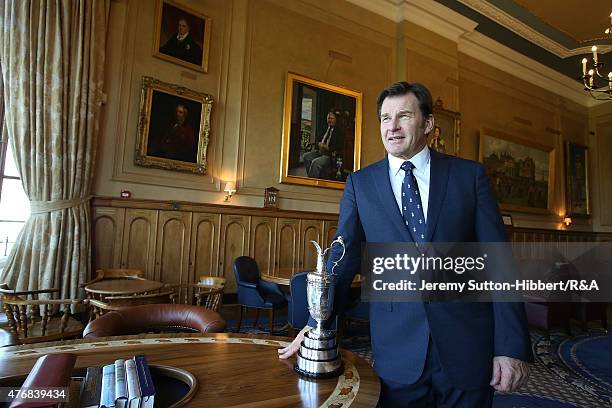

left=0, top=333, right=380, bottom=407
left=84, top=279, right=164, bottom=297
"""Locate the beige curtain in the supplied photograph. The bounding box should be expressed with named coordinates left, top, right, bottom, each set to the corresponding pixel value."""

left=0, top=0, right=109, bottom=300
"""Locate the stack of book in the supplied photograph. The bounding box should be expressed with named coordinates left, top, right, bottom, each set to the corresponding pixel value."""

left=80, top=355, right=155, bottom=408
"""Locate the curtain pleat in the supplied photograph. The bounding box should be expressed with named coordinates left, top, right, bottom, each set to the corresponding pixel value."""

left=0, top=0, right=109, bottom=301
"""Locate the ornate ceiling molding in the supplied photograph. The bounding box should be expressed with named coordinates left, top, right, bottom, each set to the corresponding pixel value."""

left=344, top=0, right=602, bottom=107
left=457, top=0, right=612, bottom=58
left=346, top=0, right=477, bottom=42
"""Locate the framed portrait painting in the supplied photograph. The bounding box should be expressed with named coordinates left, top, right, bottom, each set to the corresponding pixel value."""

left=153, top=0, right=212, bottom=72
left=431, top=98, right=460, bottom=156
left=135, top=76, right=213, bottom=174
left=280, top=72, right=362, bottom=190
left=479, top=128, right=555, bottom=214
left=565, top=141, right=589, bottom=217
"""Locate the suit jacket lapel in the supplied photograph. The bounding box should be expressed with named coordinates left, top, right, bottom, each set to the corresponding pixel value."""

left=426, top=150, right=450, bottom=241
left=371, top=158, right=413, bottom=242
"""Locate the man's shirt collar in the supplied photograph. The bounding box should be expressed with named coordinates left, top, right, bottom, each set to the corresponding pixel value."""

left=388, top=145, right=430, bottom=176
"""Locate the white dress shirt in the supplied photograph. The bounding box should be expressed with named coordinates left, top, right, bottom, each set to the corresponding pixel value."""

left=388, top=146, right=431, bottom=222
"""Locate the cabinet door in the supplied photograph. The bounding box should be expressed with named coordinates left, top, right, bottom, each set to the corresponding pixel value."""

left=250, top=216, right=277, bottom=277
left=219, top=215, right=250, bottom=293
left=155, top=211, right=192, bottom=285
left=121, top=209, right=158, bottom=279
left=323, top=220, right=338, bottom=247
left=299, top=220, right=323, bottom=272
left=190, top=212, right=221, bottom=282
left=92, top=207, right=125, bottom=272
left=275, top=218, right=300, bottom=280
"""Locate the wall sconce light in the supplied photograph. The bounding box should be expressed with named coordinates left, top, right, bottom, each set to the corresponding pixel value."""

left=563, top=214, right=572, bottom=227
left=224, top=181, right=236, bottom=202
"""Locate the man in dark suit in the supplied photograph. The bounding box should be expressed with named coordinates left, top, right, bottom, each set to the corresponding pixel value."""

left=160, top=17, right=203, bottom=66
left=279, top=82, right=531, bottom=407
left=304, top=110, right=343, bottom=179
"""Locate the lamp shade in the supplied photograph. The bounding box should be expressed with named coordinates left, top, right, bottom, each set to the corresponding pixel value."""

left=224, top=182, right=236, bottom=194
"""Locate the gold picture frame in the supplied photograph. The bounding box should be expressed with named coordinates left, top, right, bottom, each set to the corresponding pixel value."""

left=153, top=0, right=212, bottom=73
left=135, top=76, right=213, bottom=174
left=280, top=72, right=362, bottom=189
left=565, top=141, right=590, bottom=217
left=431, top=98, right=460, bottom=156
left=479, top=128, right=555, bottom=214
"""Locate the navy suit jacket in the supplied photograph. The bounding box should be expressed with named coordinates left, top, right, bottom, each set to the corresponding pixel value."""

left=309, top=150, right=532, bottom=389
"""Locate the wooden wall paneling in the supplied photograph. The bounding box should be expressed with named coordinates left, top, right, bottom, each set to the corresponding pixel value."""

left=275, top=218, right=301, bottom=279
left=323, top=220, right=338, bottom=248
left=155, top=211, right=193, bottom=285
left=250, top=216, right=277, bottom=276
left=299, top=219, right=323, bottom=272
left=219, top=215, right=251, bottom=293
left=190, top=212, right=221, bottom=281
left=92, top=207, right=125, bottom=272
left=121, top=209, right=158, bottom=279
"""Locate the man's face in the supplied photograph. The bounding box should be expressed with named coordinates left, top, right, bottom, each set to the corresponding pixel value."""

left=178, top=20, right=189, bottom=35
left=326, top=113, right=337, bottom=127
left=175, top=106, right=187, bottom=123
left=379, top=93, right=433, bottom=160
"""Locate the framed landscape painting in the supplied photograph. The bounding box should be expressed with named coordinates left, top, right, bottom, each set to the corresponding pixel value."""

left=479, top=129, right=555, bottom=214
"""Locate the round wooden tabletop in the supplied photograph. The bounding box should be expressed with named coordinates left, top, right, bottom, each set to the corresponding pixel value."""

left=83, top=279, right=164, bottom=295
left=0, top=333, right=380, bottom=408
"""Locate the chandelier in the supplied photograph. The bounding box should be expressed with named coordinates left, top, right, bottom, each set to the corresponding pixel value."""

left=581, top=13, right=612, bottom=100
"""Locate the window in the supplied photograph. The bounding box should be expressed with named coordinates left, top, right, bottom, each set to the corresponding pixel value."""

left=0, top=70, right=30, bottom=265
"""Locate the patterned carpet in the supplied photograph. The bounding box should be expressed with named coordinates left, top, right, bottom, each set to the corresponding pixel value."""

left=227, top=315, right=611, bottom=407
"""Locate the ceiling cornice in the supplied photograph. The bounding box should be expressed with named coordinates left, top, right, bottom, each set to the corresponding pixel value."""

left=344, top=0, right=603, bottom=107
left=346, top=0, right=477, bottom=42
left=459, top=31, right=598, bottom=107
left=457, top=0, right=612, bottom=57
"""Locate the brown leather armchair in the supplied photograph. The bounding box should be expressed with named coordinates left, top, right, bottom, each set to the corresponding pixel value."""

left=82, top=304, right=226, bottom=338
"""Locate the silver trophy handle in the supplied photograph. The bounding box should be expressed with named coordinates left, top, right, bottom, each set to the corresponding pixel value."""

left=326, top=236, right=345, bottom=275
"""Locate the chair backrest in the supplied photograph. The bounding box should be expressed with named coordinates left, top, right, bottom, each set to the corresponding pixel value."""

left=165, top=278, right=226, bottom=312
left=0, top=284, right=83, bottom=344
left=199, top=276, right=226, bottom=288
left=289, top=272, right=310, bottom=330
left=83, top=304, right=226, bottom=338
left=233, top=256, right=260, bottom=284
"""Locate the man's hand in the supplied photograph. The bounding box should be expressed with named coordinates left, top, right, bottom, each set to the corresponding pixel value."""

left=318, top=142, right=329, bottom=152
left=278, top=325, right=311, bottom=360
left=490, top=356, right=529, bottom=392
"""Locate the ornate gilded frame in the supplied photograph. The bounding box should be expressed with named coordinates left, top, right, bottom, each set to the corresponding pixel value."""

left=565, top=141, right=590, bottom=217
left=280, top=72, right=362, bottom=189
left=152, top=0, right=212, bottom=73
left=479, top=128, right=555, bottom=214
left=431, top=98, right=460, bottom=156
left=135, top=76, right=213, bottom=174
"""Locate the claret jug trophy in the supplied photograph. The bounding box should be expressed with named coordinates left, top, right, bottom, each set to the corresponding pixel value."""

left=295, top=236, right=346, bottom=378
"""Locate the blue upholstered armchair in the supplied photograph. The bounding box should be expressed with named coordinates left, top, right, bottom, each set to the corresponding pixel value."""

left=288, top=272, right=309, bottom=336
left=233, top=256, right=287, bottom=333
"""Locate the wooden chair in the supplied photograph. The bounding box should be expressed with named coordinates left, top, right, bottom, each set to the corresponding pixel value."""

left=0, top=284, right=84, bottom=344
left=86, top=290, right=175, bottom=320
left=166, top=276, right=226, bottom=313
left=81, top=268, right=146, bottom=288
